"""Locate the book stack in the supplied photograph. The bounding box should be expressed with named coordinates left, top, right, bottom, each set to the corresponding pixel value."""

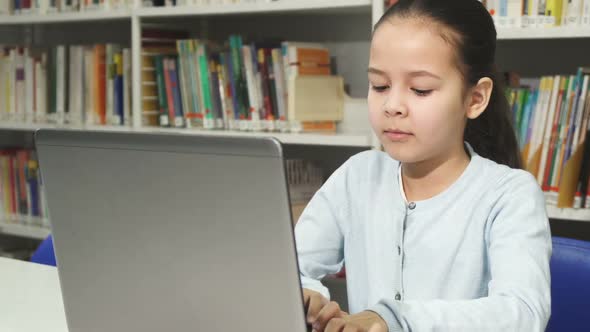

left=0, top=149, right=49, bottom=228
left=508, top=68, right=590, bottom=208
left=0, top=0, right=133, bottom=15
left=0, top=44, right=132, bottom=126
left=141, top=31, right=343, bottom=133
left=482, top=0, right=590, bottom=27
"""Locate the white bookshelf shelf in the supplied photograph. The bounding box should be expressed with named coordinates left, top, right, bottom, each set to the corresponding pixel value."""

left=497, top=26, right=590, bottom=40
left=137, top=0, right=372, bottom=18
left=546, top=205, right=590, bottom=222
left=0, top=10, right=132, bottom=25
left=0, top=123, right=373, bottom=147
left=0, top=221, right=50, bottom=240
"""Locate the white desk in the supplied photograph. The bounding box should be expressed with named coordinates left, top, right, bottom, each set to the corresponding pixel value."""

left=0, top=257, right=68, bottom=332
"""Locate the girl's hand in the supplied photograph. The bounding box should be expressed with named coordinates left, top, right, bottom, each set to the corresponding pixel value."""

left=323, top=311, right=387, bottom=332
left=303, top=288, right=347, bottom=331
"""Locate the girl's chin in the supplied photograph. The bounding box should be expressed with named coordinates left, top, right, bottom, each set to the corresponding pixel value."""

left=382, top=145, right=423, bottom=164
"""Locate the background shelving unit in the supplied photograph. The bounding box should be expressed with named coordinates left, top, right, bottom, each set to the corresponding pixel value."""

left=1, top=0, right=590, bottom=248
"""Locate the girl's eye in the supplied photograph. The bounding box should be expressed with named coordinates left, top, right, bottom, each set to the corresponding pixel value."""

left=412, top=88, right=433, bottom=96
left=371, top=85, right=389, bottom=93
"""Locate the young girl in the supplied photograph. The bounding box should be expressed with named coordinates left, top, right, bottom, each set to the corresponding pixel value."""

left=295, top=0, right=552, bottom=331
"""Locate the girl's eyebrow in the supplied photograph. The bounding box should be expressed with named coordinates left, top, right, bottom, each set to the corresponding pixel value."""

left=368, top=67, right=442, bottom=80
left=367, top=67, right=387, bottom=76
left=407, top=70, right=442, bottom=80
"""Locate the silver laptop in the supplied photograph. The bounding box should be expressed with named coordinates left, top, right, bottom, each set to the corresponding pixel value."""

left=35, top=129, right=309, bottom=332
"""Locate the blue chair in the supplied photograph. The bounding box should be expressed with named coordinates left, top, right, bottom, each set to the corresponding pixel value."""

left=546, top=236, right=590, bottom=332
left=30, top=235, right=56, bottom=267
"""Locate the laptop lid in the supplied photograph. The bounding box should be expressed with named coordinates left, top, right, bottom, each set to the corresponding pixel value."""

left=35, top=129, right=307, bottom=332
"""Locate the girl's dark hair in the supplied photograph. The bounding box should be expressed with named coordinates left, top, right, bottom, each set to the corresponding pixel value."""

left=374, top=0, right=522, bottom=169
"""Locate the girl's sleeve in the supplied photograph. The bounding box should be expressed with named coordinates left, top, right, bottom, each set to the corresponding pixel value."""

left=369, top=171, right=552, bottom=332
left=294, top=162, right=351, bottom=300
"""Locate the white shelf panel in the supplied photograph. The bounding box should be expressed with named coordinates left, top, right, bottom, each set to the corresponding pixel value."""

left=137, top=0, right=371, bottom=18
left=0, top=221, right=50, bottom=240
left=0, top=123, right=373, bottom=147
left=0, top=10, right=132, bottom=25
left=497, top=26, right=590, bottom=40
left=546, top=205, right=590, bottom=222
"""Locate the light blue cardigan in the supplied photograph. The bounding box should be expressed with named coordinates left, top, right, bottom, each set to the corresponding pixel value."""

left=295, top=145, right=552, bottom=331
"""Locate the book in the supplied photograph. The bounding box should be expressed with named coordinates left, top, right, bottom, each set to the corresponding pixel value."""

left=0, top=149, right=48, bottom=227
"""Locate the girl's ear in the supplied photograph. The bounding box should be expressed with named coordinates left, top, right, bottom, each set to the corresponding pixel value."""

left=466, top=77, right=493, bottom=119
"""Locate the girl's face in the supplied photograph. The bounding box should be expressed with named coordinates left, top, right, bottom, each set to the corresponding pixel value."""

left=368, top=18, right=470, bottom=164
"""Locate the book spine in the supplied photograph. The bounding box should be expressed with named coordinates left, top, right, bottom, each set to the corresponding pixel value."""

left=198, top=45, right=214, bottom=129
left=15, top=49, right=26, bottom=123
left=190, top=40, right=206, bottom=128
left=9, top=49, right=17, bottom=122
left=94, top=44, right=106, bottom=125
left=186, top=40, right=203, bottom=128
left=153, top=55, right=169, bottom=127
left=106, top=44, right=115, bottom=125
left=271, top=48, right=287, bottom=131
left=547, top=76, right=571, bottom=193
left=122, top=48, right=131, bottom=126
left=114, top=51, right=124, bottom=125
left=553, top=75, right=576, bottom=190
left=162, top=57, right=176, bottom=127
left=176, top=40, right=191, bottom=128
left=541, top=76, right=565, bottom=189
left=230, top=35, right=248, bottom=129
left=169, top=57, right=184, bottom=127
left=257, top=48, right=273, bottom=125
left=209, top=57, right=223, bottom=129
left=226, top=49, right=239, bottom=129
left=242, top=45, right=257, bottom=130
left=84, top=47, right=95, bottom=125
left=573, top=75, right=590, bottom=149
left=24, top=49, right=34, bottom=124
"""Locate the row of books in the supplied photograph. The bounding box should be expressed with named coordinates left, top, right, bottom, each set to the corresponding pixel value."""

left=482, top=0, right=590, bottom=27
left=0, top=149, right=49, bottom=228
left=0, top=44, right=132, bottom=126
left=508, top=68, right=590, bottom=208
left=0, top=0, right=132, bottom=14
left=141, top=30, right=342, bottom=133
